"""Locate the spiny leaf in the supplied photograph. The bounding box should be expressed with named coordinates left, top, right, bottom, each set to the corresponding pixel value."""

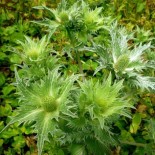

left=0, top=106, right=43, bottom=133
left=133, top=74, right=155, bottom=90
left=130, top=43, right=151, bottom=62
left=67, top=117, right=86, bottom=130
left=86, top=137, right=111, bottom=155
left=79, top=73, right=132, bottom=129
left=35, top=111, right=58, bottom=155
left=69, top=144, right=86, bottom=155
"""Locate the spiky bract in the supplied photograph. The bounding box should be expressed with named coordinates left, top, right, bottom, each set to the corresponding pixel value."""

left=91, top=23, right=155, bottom=91
left=78, top=74, right=133, bottom=129
left=18, top=35, right=48, bottom=62
left=2, top=68, right=78, bottom=155
left=33, top=1, right=103, bottom=43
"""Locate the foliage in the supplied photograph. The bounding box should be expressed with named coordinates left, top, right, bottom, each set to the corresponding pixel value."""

left=88, top=23, right=155, bottom=91
left=0, top=0, right=155, bottom=155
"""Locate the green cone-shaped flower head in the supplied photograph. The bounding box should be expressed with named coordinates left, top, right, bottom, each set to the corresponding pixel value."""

left=41, top=95, right=58, bottom=112
left=0, top=68, right=78, bottom=155
left=18, top=35, right=48, bottom=62
left=16, top=68, right=77, bottom=115
left=113, top=54, right=130, bottom=72
left=79, top=74, right=132, bottom=128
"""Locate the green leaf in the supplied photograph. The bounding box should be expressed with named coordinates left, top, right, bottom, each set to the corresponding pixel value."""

left=70, top=144, right=86, bottom=155
left=0, top=52, right=7, bottom=60
left=86, top=137, right=110, bottom=155
left=130, top=113, right=141, bottom=134
left=136, top=2, right=146, bottom=13
left=0, top=104, right=12, bottom=117
left=0, top=128, right=19, bottom=139
left=11, top=135, right=25, bottom=149
left=10, top=54, right=22, bottom=64
left=0, top=139, right=3, bottom=147
left=131, top=74, right=155, bottom=91
left=0, top=106, right=43, bottom=133
left=0, top=72, right=5, bottom=86
left=2, top=85, right=15, bottom=96
left=121, top=130, right=135, bottom=142
left=57, top=149, right=65, bottom=155
left=36, top=111, right=58, bottom=155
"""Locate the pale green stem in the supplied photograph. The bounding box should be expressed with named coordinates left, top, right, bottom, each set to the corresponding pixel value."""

left=69, top=33, right=84, bottom=80
left=75, top=50, right=84, bottom=81
left=121, top=141, right=146, bottom=147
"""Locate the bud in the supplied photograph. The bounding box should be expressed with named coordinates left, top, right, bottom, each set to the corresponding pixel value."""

left=26, top=48, right=40, bottom=60
left=114, top=54, right=130, bottom=72
left=42, top=96, right=59, bottom=112
left=59, top=12, right=69, bottom=23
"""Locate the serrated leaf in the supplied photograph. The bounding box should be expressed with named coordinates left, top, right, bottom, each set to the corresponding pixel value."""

left=86, top=137, right=110, bottom=155
left=70, top=144, right=86, bottom=155
left=132, top=74, right=155, bottom=90
left=79, top=73, right=133, bottom=129
left=36, top=111, right=58, bottom=155
left=0, top=106, right=43, bottom=133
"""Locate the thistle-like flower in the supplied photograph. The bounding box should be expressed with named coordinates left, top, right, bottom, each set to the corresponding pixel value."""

left=17, top=35, right=48, bottom=62
left=92, top=23, right=155, bottom=91
left=33, top=0, right=103, bottom=43
left=78, top=74, right=132, bottom=129
left=1, top=68, right=78, bottom=155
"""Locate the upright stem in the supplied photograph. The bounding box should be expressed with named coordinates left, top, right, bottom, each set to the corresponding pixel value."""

left=121, top=141, right=146, bottom=147
left=75, top=50, right=84, bottom=81
left=68, top=32, right=84, bottom=80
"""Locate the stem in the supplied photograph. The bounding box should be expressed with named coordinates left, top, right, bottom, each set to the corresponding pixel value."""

left=68, top=31, right=84, bottom=80
left=75, top=50, right=84, bottom=81
left=121, top=141, right=146, bottom=147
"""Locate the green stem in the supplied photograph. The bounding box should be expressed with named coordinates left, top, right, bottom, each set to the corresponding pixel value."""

left=75, top=50, right=84, bottom=81
left=68, top=31, right=84, bottom=80
left=121, top=141, right=146, bottom=147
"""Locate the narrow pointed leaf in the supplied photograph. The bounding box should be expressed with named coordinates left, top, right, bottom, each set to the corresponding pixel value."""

left=36, top=111, right=58, bottom=155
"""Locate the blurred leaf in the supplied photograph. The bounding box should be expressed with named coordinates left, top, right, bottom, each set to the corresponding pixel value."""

left=121, top=130, right=135, bottom=142
left=0, top=139, right=3, bottom=147
left=115, top=120, right=126, bottom=130
left=0, top=52, right=7, bottom=60
left=12, top=135, right=26, bottom=149
left=0, top=72, right=5, bottom=86
left=2, top=85, right=16, bottom=96
left=10, top=54, right=22, bottom=64
left=83, top=59, right=98, bottom=70
left=69, top=144, right=86, bottom=155
left=20, top=125, right=33, bottom=134
left=0, top=128, right=19, bottom=139
left=136, top=2, right=146, bottom=13
left=0, top=121, right=4, bottom=131
left=130, top=113, right=141, bottom=134
left=0, top=104, right=12, bottom=117
left=57, top=149, right=65, bottom=155
left=5, top=98, right=19, bottom=107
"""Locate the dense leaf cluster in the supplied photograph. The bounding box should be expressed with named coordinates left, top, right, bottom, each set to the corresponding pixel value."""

left=0, top=0, right=155, bottom=155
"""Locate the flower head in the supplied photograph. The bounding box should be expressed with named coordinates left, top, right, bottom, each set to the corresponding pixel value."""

left=78, top=74, right=132, bottom=129
left=2, top=68, right=78, bottom=155
left=18, top=35, right=48, bottom=62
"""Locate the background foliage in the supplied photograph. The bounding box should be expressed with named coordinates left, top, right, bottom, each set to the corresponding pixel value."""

left=0, top=0, right=155, bottom=155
